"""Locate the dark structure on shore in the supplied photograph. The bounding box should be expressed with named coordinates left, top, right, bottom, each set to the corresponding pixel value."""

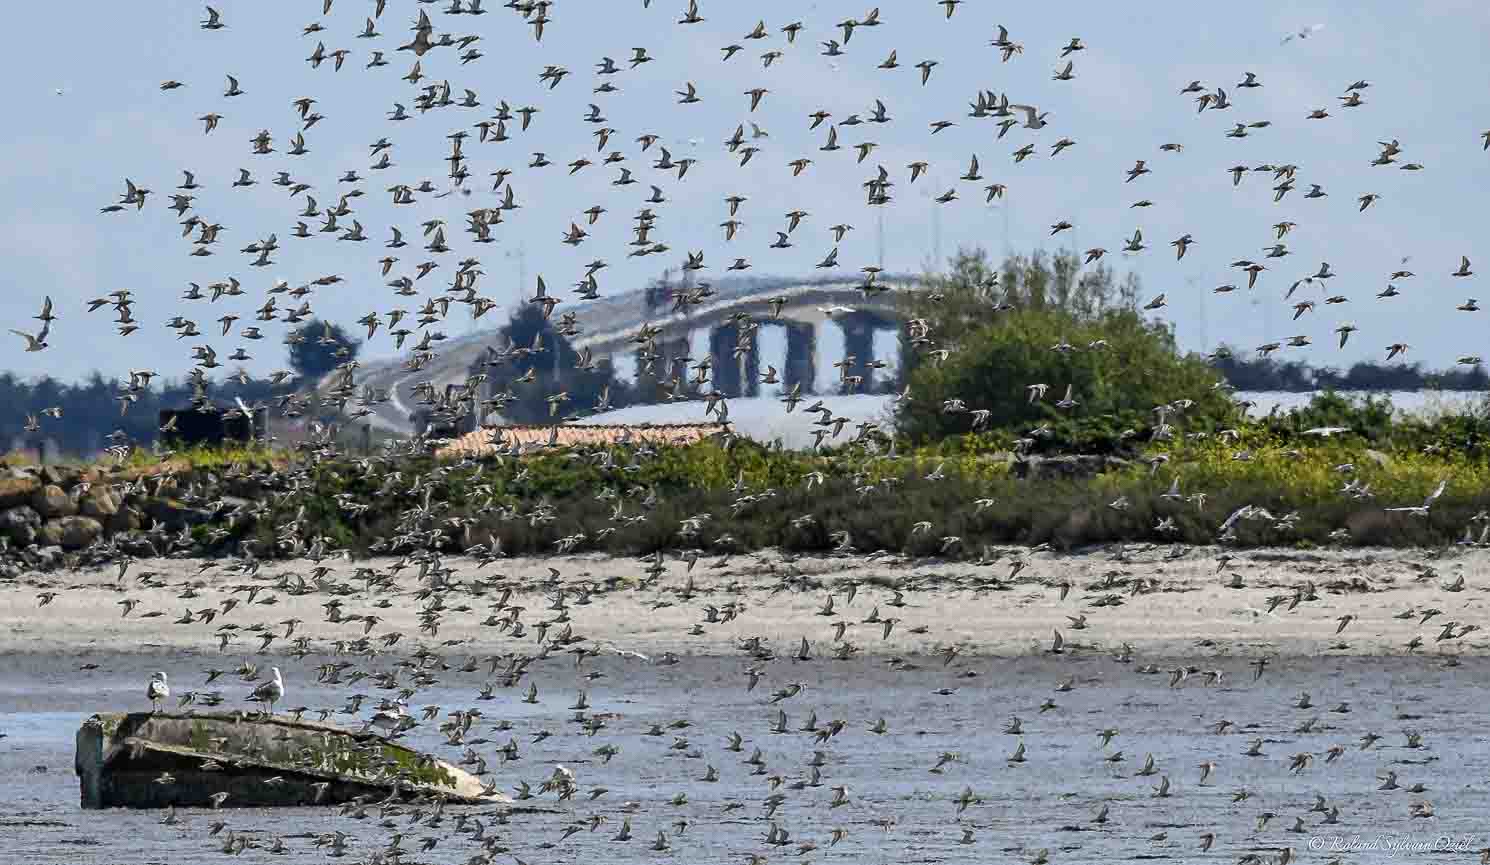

left=158, top=407, right=266, bottom=447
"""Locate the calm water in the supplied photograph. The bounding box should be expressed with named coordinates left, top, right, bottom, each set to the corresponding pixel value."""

left=2, top=651, right=1485, bottom=864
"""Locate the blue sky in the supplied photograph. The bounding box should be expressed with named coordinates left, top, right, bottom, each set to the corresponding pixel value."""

left=4, top=1, right=1488, bottom=383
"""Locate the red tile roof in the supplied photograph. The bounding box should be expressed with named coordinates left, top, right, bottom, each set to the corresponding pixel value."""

left=437, top=422, right=730, bottom=458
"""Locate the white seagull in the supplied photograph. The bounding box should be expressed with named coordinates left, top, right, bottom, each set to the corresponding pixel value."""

left=367, top=703, right=408, bottom=737
left=250, top=667, right=285, bottom=716
left=1385, top=479, right=1448, bottom=517
left=147, top=672, right=170, bottom=714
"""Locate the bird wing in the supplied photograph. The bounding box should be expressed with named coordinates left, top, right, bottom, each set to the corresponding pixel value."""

left=1219, top=505, right=1252, bottom=532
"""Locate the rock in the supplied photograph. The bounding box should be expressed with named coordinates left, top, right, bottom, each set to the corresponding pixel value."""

left=56, top=516, right=104, bottom=550
left=39, top=465, right=72, bottom=487
left=31, top=546, right=62, bottom=569
left=1012, top=454, right=1130, bottom=481
left=32, top=485, right=78, bottom=518
left=80, top=488, right=120, bottom=519
left=106, top=506, right=143, bottom=535
left=0, top=476, right=39, bottom=511
left=142, top=498, right=212, bottom=531
left=38, top=521, right=64, bottom=547
left=116, top=534, right=159, bottom=557
left=0, top=506, right=41, bottom=546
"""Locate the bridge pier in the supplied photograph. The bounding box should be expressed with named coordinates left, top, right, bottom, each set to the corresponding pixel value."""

left=783, top=322, right=816, bottom=394
left=741, top=328, right=760, bottom=398
left=576, top=280, right=910, bottom=402
left=636, top=334, right=689, bottom=383
left=709, top=323, right=742, bottom=397
left=663, top=334, right=691, bottom=380
left=839, top=312, right=878, bottom=392
left=709, top=323, right=761, bottom=398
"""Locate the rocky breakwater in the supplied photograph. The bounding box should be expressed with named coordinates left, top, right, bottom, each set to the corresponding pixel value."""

left=0, top=463, right=222, bottom=573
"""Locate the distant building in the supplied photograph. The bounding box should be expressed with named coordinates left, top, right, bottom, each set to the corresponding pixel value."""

left=159, top=406, right=267, bottom=447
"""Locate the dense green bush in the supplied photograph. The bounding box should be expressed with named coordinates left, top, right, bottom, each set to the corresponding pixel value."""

left=1254, top=391, right=1490, bottom=453
left=894, top=247, right=1234, bottom=446
left=896, top=304, right=1233, bottom=444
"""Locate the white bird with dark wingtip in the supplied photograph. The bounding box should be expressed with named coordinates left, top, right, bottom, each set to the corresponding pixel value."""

left=249, top=667, right=285, bottom=716
left=147, top=672, right=169, bottom=713
left=1010, top=104, right=1048, bottom=129
left=1385, top=479, right=1448, bottom=517
left=367, top=702, right=408, bottom=737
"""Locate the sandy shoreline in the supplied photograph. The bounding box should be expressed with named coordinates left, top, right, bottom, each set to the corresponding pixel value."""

left=0, top=545, right=1485, bottom=660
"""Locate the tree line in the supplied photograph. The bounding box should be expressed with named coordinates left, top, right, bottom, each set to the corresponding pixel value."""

left=1209, top=352, right=1489, bottom=393
left=0, top=318, right=359, bottom=457
left=9, top=250, right=1486, bottom=458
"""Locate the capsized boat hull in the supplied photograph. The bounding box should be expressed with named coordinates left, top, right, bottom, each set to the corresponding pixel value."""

left=75, top=711, right=506, bottom=809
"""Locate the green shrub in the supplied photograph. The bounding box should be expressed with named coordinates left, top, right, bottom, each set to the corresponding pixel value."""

left=894, top=247, right=1235, bottom=447
left=897, top=304, right=1233, bottom=444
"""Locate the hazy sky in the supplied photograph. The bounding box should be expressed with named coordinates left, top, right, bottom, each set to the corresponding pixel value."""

left=4, top=1, right=1489, bottom=384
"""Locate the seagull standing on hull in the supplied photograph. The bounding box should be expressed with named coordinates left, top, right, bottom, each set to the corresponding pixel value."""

left=250, top=667, right=285, bottom=716
left=147, top=672, right=169, bottom=714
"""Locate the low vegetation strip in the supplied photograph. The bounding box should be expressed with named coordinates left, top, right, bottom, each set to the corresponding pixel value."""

left=1, top=396, right=1483, bottom=576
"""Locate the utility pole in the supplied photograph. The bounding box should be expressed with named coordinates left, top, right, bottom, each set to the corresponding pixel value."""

left=1186, top=275, right=1204, bottom=353
left=504, top=242, right=549, bottom=378
left=1252, top=296, right=1270, bottom=348
left=1002, top=193, right=1011, bottom=260
left=932, top=198, right=943, bottom=270
left=506, top=244, right=527, bottom=301
left=920, top=179, right=942, bottom=271
left=876, top=208, right=885, bottom=271
left=984, top=196, right=1012, bottom=266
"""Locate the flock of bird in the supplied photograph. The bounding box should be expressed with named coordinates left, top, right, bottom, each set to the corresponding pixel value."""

left=81, top=537, right=1489, bottom=865
left=10, top=0, right=1490, bottom=863
left=70, top=0, right=1489, bottom=435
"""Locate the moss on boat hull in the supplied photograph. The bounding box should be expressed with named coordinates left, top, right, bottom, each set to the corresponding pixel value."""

left=75, top=711, right=502, bottom=809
